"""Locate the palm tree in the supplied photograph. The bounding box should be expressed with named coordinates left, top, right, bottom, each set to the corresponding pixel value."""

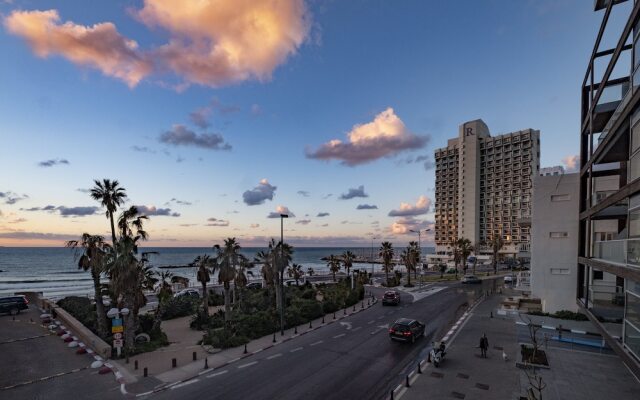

left=66, top=234, right=110, bottom=337
left=235, top=257, right=254, bottom=308
left=341, top=250, right=356, bottom=278
left=117, top=206, right=148, bottom=240
left=273, top=240, right=293, bottom=312
left=213, top=238, right=248, bottom=322
left=379, top=242, right=395, bottom=287
left=456, top=238, right=473, bottom=275
left=307, top=267, right=315, bottom=276
left=400, top=248, right=412, bottom=287
left=488, top=235, right=505, bottom=274
left=408, top=241, right=420, bottom=281
left=194, top=255, right=213, bottom=318
left=287, top=263, right=304, bottom=285
left=152, top=270, right=173, bottom=333
left=327, top=255, right=341, bottom=282
left=90, top=179, right=127, bottom=245
left=451, top=240, right=460, bottom=278
left=255, top=241, right=277, bottom=308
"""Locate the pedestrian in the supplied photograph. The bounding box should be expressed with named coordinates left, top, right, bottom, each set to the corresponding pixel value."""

left=479, top=333, right=489, bottom=358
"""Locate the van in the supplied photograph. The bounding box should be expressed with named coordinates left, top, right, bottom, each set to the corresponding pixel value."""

left=0, top=295, right=29, bottom=315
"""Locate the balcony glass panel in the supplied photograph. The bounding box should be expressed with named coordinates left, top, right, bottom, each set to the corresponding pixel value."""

left=593, top=240, right=626, bottom=264
left=623, top=321, right=640, bottom=359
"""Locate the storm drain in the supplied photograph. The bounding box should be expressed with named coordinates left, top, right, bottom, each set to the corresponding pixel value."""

left=475, top=383, right=490, bottom=390
left=451, top=391, right=466, bottom=399
left=431, top=371, right=444, bottom=378
left=456, top=373, right=469, bottom=379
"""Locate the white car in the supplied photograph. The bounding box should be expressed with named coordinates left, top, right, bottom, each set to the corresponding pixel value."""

left=174, top=288, right=200, bottom=298
left=504, top=275, right=516, bottom=284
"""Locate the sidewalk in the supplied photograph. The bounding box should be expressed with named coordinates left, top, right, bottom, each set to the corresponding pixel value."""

left=399, top=294, right=640, bottom=400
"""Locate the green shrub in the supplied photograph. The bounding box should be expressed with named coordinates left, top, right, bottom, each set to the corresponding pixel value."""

left=162, top=296, right=199, bottom=320
left=203, top=328, right=249, bottom=349
left=208, top=290, right=225, bottom=306
left=232, top=310, right=276, bottom=339
left=57, top=296, right=97, bottom=334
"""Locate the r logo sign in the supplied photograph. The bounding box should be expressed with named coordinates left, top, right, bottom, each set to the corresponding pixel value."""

left=465, top=127, right=474, bottom=136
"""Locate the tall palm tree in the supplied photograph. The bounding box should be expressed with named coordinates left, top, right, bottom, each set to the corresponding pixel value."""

left=400, top=248, right=412, bottom=287
left=456, top=238, right=473, bottom=275
left=213, top=238, right=248, bottom=322
left=66, top=234, right=110, bottom=337
left=194, top=255, right=214, bottom=318
left=307, top=267, right=315, bottom=276
left=235, top=257, right=254, bottom=308
left=152, top=270, right=173, bottom=333
left=273, top=240, right=293, bottom=312
left=488, top=234, right=505, bottom=275
left=287, top=263, right=304, bottom=285
left=255, top=241, right=278, bottom=309
left=379, top=242, right=395, bottom=287
left=408, top=241, right=420, bottom=281
left=117, top=206, right=148, bottom=240
left=327, top=255, right=341, bottom=282
left=451, top=240, right=461, bottom=278
left=90, top=179, right=127, bottom=245
left=341, top=250, right=356, bottom=278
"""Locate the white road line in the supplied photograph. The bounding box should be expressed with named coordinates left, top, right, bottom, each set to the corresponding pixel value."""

left=205, top=370, right=228, bottom=379
left=352, top=327, right=362, bottom=332
left=332, top=333, right=346, bottom=339
left=378, top=316, right=385, bottom=320
left=171, top=379, right=199, bottom=389
left=367, top=320, right=374, bottom=324
left=266, top=353, right=282, bottom=360
left=290, top=347, right=303, bottom=353
left=226, top=357, right=241, bottom=364
left=386, top=311, right=394, bottom=315
left=237, top=361, right=258, bottom=369
left=310, top=340, right=323, bottom=346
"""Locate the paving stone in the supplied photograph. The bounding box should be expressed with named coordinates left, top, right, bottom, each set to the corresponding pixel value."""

left=451, top=391, right=466, bottom=399
left=456, top=372, right=469, bottom=379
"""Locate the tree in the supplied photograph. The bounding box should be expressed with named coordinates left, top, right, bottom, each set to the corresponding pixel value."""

left=151, top=270, right=173, bottom=333
left=287, top=263, right=304, bottom=285
left=379, top=242, right=395, bottom=286
left=456, top=238, right=473, bottom=275
left=255, top=240, right=277, bottom=309
left=194, top=255, right=213, bottom=318
left=488, top=234, right=505, bottom=274
left=235, top=257, right=254, bottom=308
left=408, top=241, right=420, bottom=281
left=327, top=255, right=341, bottom=282
left=90, top=179, right=127, bottom=245
left=307, top=267, right=315, bottom=276
left=451, top=240, right=461, bottom=279
left=273, top=240, right=293, bottom=313
left=400, top=248, right=412, bottom=287
left=66, top=234, right=110, bottom=337
left=213, top=238, right=248, bottom=323
left=117, top=206, right=148, bottom=240
left=439, top=263, right=446, bottom=278
left=341, top=250, right=356, bottom=277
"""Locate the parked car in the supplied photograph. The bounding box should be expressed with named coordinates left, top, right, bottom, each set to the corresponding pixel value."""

left=0, top=295, right=29, bottom=315
left=446, top=268, right=457, bottom=274
left=284, top=279, right=297, bottom=286
left=504, top=274, right=516, bottom=284
left=461, top=275, right=482, bottom=284
left=174, top=288, right=200, bottom=298
left=382, top=290, right=401, bottom=306
left=389, top=318, right=426, bottom=343
left=246, top=282, right=262, bottom=290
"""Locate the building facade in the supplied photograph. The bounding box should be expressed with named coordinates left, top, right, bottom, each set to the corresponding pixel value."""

left=531, top=173, right=580, bottom=313
left=434, top=119, right=540, bottom=258
left=578, top=0, right=640, bottom=377
left=540, top=165, right=566, bottom=176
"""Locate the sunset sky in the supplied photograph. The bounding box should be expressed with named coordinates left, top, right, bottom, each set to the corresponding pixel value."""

left=0, top=0, right=625, bottom=247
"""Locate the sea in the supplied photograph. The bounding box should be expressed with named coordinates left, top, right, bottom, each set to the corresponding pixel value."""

left=0, top=247, right=435, bottom=298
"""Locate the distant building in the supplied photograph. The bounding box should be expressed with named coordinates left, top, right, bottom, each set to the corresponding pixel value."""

left=539, top=165, right=565, bottom=176
left=433, top=119, right=540, bottom=259
left=531, top=173, right=579, bottom=313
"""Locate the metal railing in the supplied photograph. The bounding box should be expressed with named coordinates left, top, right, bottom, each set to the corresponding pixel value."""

left=593, top=239, right=640, bottom=266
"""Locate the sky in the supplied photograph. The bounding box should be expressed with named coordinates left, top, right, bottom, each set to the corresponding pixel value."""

left=0, top=0, right=631, bottom=247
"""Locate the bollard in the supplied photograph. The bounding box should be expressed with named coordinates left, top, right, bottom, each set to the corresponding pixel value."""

left=361, top=301, right=364, bottom=309
left=309, top=321, right=312, bottom=329
left=204, top=358, right=209, bottom=369
left=406, top=375, right=410, bottom=388
left=368, top=299, right=371, bottom=306
left=390, top=389, right=394, bottom=400
left=126, top=355, right=129, bottom=364
left=418, top=362, right=422, bottom=374
left=427, top=352, right=431, bottom=363
left=143, top=367, right=148, bottom=377
left=134, top=360, right=138, bottom=370
left=322, top=315, right=325, bottom=324
left=273, top=332, right=276, bottom=343
left=353, top=304, right=356, bottom=312
left=172, top=358, right=177, bottom=368
left=333, top=312, right=336, bottom=320
left=294, top=326, right=298, bottom=334
left=343, top=308, right=347, bottom=315
left=193, top=351, right=197, bottom=361
left=244, top=344, right=248, bottom=354
left=490, top=311, right=493, bottom=318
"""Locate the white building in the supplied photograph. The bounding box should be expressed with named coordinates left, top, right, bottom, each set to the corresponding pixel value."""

left=434, top=119, right=540, bottom=259
left=530, top=173, right=579, bottom=313
left=540, top=165, right=565, bottom=176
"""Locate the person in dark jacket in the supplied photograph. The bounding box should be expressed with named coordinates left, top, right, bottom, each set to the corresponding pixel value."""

left=479, top=333, right=489, bottom=358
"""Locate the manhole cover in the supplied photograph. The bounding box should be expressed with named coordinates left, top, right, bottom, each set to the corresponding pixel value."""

left=451, top=391, right=466, bottom=399
left=475, top=383, right=490, bottom=390
left=493, top=346, right=503, bottom=350
left=456, top=373, right=469, bottom=379
left=431, top=371, right=444, bottom=378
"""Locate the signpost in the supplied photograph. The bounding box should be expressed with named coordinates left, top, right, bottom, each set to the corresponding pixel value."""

left=111, top=318, right=124, bottom=356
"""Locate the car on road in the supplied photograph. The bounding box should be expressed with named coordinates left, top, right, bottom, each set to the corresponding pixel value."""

left=246, top=282, right=263, bottom=290
left=0, top=295, right=29, bottom=315
left=504, top=274, right=516, bottom=284
left=382, top=290, right=401, bottom=306
left=461, top=274, right=482, bottom=284
left=174, top=288, right=200, bottom=298
left=389, top=318, right=425, bottom=343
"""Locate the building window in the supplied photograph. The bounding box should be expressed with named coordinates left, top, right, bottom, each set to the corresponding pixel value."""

left=549, top=232, right=568, bottom=238
left=551, top=194, right=570, bottom=202
left=593, top=270, right=604, bottom=280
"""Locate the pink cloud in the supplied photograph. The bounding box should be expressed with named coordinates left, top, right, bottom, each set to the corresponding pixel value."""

left=388, top=195, right=431, bottom=217
left=562, top=155, right=580, bottom=172
left=306, top=108, right=428, bottom=166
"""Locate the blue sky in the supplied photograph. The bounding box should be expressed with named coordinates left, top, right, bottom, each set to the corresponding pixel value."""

left=0, top=0, right=628, bottom=247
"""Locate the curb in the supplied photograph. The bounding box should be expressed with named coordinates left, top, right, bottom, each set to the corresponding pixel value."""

left=128, top=296, right=379, bottom=397
left=388, top=294, right=486, bottom=400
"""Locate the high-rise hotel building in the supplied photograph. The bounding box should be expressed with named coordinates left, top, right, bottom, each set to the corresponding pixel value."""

left=434, top=119, right=540, bottom=258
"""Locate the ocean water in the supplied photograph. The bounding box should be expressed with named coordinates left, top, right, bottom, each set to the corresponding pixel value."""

left=0, top=246, right=434, bottom=298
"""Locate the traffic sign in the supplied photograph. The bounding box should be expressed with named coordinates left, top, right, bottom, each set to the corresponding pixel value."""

left=112, top=325, right=124, bottom=333
left=113, top=339, right=123, bottom=348
left=113, top=333, right=123, bottom=340
left=112, top=318, right=123, bottom=327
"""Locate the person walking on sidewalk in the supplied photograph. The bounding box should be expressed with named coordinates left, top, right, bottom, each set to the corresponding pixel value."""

left=479, top=333, right=489, bottom=358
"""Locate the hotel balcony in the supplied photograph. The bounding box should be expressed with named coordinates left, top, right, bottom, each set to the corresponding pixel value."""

left=592, top=238, right=640, bottom=267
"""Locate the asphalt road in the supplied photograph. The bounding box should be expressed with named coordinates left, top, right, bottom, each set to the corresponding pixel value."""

left=150, top=280, right=494, bottom=400
left=0, top=306, right=120, bottom=400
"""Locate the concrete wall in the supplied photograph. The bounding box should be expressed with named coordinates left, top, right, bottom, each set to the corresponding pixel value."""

left=531, top=173, right=580, bottom=313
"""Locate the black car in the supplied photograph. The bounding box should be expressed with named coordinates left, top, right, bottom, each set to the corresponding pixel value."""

left=0, top=295, right=29, bottom=315
left=382, top=290, right=401, bottom=306
left=461, top=275, right=482, bottom=284
left=246, top=282, right=262, bottom=290
left=389, top=318, right=426, bottom=343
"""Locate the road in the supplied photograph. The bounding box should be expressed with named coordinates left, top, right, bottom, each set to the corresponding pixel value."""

left=0, top=305, right=119, bottom=400
left=150, top=280, right=495, bottom=400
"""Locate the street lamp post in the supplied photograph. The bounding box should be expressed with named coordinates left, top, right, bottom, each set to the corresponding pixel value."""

left=279, top=213, right=288, bottom=336
left=370, top=236, right=378, bottom=280
left=410, top=229, right=431, bottom=287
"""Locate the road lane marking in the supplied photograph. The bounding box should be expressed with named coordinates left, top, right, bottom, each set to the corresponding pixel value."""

left=290, top=347, right=303, bottom=353
left=171, top=379, right=199, bottom=389
left=310, top=340, right=323, bottom=346
left=226, top=357, right=241, bottom=364
left=386, top=311, right=394, bottom=315
left=237, top=361, right=258, bottom=369
left=352, top=326, right=362, bottom=332
left=266, top=353, right=282, bottom=360
left=332, top=333, right=346, bottom=339
left=378, top=316, right=385, bottom=320
left=205, top=370, right=228, bottom=379
left=367, top=320, right=374, bottom=324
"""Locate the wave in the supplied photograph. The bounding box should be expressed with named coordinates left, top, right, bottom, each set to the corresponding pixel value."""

left=0, top=277, right=94, bottom=284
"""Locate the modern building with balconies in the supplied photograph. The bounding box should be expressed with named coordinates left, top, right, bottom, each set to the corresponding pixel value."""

left=434, top=119, right=540, bottom=260
left=578, top=0, right=640, bottom=377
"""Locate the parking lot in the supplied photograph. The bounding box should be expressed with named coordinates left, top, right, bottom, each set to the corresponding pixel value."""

left=0, top=305, right=121, bottom=400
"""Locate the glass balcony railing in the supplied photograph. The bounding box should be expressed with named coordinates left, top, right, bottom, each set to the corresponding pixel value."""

left=593, top=239, right=640, bottom=266
left=593, top=81, right=632, bottom=155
